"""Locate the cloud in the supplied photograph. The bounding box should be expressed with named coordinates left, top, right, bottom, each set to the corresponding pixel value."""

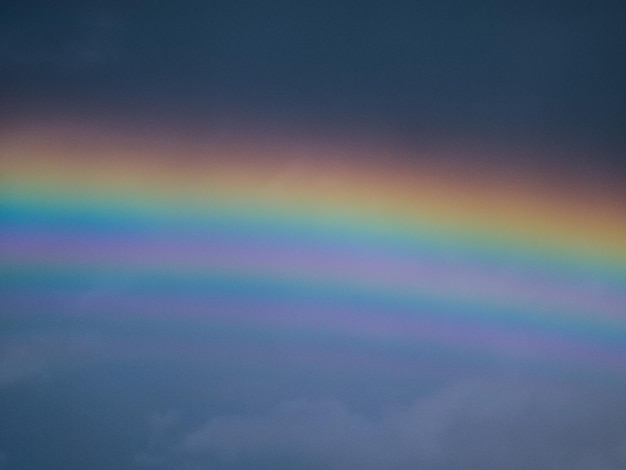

left=183, top=399, right=382, bottom=469
left=134, top=410, right=183, bottom=468
left=166, top=378, right=626, bottom=470
left=134, top=452, right=167, bottom=469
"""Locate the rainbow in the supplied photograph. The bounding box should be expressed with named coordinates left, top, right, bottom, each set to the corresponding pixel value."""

left=1, top=126, right=625, bottom=382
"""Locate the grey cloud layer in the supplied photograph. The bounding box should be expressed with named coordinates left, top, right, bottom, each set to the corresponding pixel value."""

left=140, top=378, right=626, bottom=470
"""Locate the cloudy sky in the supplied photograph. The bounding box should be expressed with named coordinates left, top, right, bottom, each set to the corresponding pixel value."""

left=1, top=1, right=626, bottom=469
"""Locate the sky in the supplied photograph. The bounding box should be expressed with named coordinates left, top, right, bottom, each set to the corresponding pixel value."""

left=1, top=1, right=626, bottom=469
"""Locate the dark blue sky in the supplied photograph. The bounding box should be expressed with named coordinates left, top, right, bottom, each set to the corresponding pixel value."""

left=1, top=1, right=626, bottom=155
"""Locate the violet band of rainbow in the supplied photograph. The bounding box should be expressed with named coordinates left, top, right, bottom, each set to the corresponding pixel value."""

left=1, top=131, right=625, bottom=381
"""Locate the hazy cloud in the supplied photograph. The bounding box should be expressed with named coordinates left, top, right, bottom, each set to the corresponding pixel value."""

left=172, top=378, right=626, bottom=469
